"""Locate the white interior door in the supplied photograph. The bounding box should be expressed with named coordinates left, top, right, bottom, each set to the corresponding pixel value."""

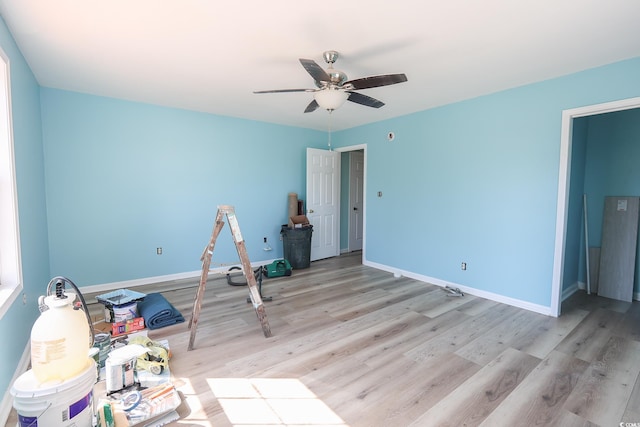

left=306, top=148, right=340, bottom=261
left=348, top=151, right=364, bottom=251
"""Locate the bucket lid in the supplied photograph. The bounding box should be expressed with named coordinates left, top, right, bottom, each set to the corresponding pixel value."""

left=10, top=359, right=95, bottom=398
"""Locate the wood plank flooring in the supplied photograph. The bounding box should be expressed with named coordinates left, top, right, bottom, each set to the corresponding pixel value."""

left=6, top=252, right=640, bottom=426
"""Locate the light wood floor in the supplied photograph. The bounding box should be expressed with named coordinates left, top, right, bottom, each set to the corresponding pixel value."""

left=7, top=252, right=640, bottom=426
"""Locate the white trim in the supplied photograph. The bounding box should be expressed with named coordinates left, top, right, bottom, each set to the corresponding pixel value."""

left=0, top=285, right=20, bottom=319
left=79, top=259, right=278, bottom=295
left=552, top=96, right=640, bottom=316
left=80, top=270, right=201, bottom=294
left=563, top=282, right=580, bottom=301
left=0, top=46, right=23, bottom=320
left=0, top=341, right=30, bottom=425
left=364, top=259, right=553, bottom=316
left=335, top=144, right=367, bottom=262
left=574, top=281, right=640, bottom=302
left=346, top=151, right=364, bottom=253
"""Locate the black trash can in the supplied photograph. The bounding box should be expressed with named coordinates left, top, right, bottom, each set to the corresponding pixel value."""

left=280, top=225, right=313, bottom=269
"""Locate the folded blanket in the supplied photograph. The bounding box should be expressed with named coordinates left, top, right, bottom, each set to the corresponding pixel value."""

left=137, top=292, right=185, bottom=330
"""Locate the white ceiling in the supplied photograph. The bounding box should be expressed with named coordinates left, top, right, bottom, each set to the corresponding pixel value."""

left=1, top=1, right=639, bottom=131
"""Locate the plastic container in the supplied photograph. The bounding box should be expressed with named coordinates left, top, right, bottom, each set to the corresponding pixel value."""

left=96, top=289, right=146, bottom=323
left=11, top=359, right=97, bottom=427
left=30, top=292, right=91, bottom=383
left=281, top=225, right=313, bottom=269
left=105, top=344, right=147, bottom=393
left=92, top=333, right=111, bottom=368
left=112, top=301, right=138, bottom=322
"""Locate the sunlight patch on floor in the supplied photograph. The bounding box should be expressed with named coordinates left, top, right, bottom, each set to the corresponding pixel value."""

left=175, top=377, right=213, bottom=426
left=208, top=378, right=349, bottom=426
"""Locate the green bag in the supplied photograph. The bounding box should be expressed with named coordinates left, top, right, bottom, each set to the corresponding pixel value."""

left=265, top=259, right=292, bottom=277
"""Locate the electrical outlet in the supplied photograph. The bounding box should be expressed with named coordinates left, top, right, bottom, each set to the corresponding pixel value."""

left=461, top=262, right=467, bottom=270
left=157, top=247, right=163, bottom=255
left=22, top=293, right=27, bottom=305
left=263, top=237, right=273, bottom=251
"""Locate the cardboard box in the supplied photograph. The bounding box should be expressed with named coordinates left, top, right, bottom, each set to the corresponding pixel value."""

left=111, top=317, right=145, bottom=336
left=289, top=214, right=310, bottom=228
left=94, top=317, right=145, bottom=337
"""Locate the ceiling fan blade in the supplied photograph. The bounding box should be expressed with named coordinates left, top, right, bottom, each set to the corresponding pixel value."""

left=304, top=99, right=319, bottom=113
left=347, top=92, right=385, bottom=108
left=299, top=58, right=331, bottom=83
left=253, top=88, right=315, bottom=94
left=344, top=73, right=407, bottom=90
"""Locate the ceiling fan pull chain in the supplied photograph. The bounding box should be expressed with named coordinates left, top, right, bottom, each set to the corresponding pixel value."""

left=327, top=110, right=332, bottom=151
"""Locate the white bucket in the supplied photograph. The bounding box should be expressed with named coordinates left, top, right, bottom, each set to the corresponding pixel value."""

left=112, top=302, right=138, bottom=322
left=11, top=358, right=96, bottom=427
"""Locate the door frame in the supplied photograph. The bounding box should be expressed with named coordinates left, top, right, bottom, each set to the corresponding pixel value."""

left=347, top=150, right=364, bottom=252
left=551, top=96, right=640, bottom=316
left=336, top=144, right=367, bottom=262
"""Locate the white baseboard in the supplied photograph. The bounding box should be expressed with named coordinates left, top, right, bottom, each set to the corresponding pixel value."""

left=575, top=280, right=640, bottom=300
left=80, top=259, right=278, bottom=295
left=1, top=343, right=31, bottom=426
left=562, top=282, right=580, bottom=301
left=363, top=259, right=555, bottom=317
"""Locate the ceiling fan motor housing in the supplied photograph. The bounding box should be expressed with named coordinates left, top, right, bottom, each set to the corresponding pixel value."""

left=322, top=51, right=347, bottom=86
left=327, top=69, right=347, bottom=86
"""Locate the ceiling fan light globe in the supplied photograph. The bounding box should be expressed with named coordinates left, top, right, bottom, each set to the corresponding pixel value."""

left=314, top=89, right=348, bottom=111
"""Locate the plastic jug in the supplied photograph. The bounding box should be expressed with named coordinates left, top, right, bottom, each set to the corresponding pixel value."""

left=30, top=291, right=91, bottom=383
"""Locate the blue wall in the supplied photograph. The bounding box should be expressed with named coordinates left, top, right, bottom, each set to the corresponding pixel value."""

left=40, top=89, right=326, bottom=285
left=0, top=17, right=50, bottom=405
left=332, top=58, right=640, bottom=308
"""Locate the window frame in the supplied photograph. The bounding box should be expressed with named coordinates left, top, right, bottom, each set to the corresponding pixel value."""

left=0, top=46, right=23, bottom=319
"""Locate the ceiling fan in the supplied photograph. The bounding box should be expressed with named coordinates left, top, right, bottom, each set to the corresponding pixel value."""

left=253, top=50, right=408, bottom=113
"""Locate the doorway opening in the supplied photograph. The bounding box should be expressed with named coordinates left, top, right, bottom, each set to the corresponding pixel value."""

left=336, top=144, right=367, bottom=264
left=552, top=96, right=640, bottom=316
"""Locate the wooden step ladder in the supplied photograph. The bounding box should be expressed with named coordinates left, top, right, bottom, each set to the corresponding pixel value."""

left=187, top=205, right=272, bottom=350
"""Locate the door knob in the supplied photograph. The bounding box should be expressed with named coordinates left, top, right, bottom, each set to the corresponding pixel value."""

left=353, top=207, right=358, bottom=211
left=308, top=209, right=314, bottom=213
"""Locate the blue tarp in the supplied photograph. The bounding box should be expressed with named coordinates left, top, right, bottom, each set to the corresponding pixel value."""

left=137, top=292, right=185, bottom=330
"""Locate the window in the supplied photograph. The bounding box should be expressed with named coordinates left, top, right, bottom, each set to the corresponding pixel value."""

left=0, top=46, right=22, bottom=319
